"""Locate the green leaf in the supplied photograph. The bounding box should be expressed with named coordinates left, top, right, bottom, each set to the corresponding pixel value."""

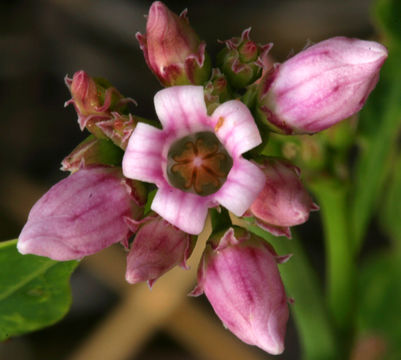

left=350, top=0, right=401, bottom=251
left=374, top=0, right=401, bottom=44
left=309, top=178, right=354, bottom=341
left=143, top=188, right=157, bottom=215
left=357, top=252, right=401, bottom=359
left=0, top=239, right=78, bottom=341
left=379, top=153, right=401, bottom=246
left=249, top=226, right=338, bottom=360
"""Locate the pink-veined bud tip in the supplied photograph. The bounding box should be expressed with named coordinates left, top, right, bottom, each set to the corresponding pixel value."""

left=195, top=228, right=289, bottom=355
left=256, top=36, right=388, bottom=134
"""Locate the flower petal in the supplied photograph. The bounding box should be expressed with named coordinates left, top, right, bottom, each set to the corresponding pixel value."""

left=211, top=100, right=262, bottom=156
left=151, top=186, right=210, bottom=234
left=122, top=123, right=165, bottom=185
left=214, top=158, right=265, bottom=216
left=154, top=85, right=210, bottom=134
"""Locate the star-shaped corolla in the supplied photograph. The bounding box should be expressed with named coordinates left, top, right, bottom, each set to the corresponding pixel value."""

left=122, top=85, right=265, bottom=234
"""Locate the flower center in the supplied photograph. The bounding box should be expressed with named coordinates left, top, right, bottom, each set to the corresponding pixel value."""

left=167, top=132, right=233, bottom=196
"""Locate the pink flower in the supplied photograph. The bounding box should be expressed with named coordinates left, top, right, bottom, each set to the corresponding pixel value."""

left=136, top=1, right=211, bottom=86
left=18, top=167, right=144, bottom=261
left=125, top=215, right=194, bottom=287
left=247, top=158, right=319, bottom=238
left=122, top=85, right=265, bottom=234
left=256, top=37, right=388, bottom=134
left=191, top=227, right=289, bottom=355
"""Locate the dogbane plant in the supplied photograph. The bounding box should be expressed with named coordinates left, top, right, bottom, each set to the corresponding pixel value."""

left=5, top=0, right=389, bottom=357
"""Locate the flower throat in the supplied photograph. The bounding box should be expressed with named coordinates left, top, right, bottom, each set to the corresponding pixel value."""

left=167, top=132, right=233, bottom=196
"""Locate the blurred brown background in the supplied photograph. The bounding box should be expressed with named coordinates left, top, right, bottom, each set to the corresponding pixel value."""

left=0, top=0, right=377, bottom=359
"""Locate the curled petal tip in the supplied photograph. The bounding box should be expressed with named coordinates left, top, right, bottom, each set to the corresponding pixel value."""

left=188, top=284, right=204, bottom=297
left=147, top=279, right=156, bottom=289
left=275, top=253, right=293, bottom=264
left=64, top=99, right=74, bottom=108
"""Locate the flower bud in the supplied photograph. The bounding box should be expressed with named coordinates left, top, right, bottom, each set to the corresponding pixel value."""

left=255, top=37, right=387, bottom=134
left=18, top=167, right=141, bottom=261
left=137, top=1, right=211, bottom=86
left=203, top=68, right=232, bottom=114
left=246, top=158, right=318, bottom=238
left=217, top=28, right=272, bottom=89
left=125, top=215, right=195, bottom=287
left=61, top=135, right=124, bottom=172
left=191, top=227, right=289, bottom=355
left=65, top=70, right=135, bottom=135
left=96, top=113, right=138, bottom=150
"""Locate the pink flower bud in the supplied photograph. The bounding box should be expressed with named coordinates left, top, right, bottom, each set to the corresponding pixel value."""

left=96, top=113, right=137, bottom=150
left=61, top=136, right=124, bottom=172
left=125, top=215, right=194, bottom=287
left=18, top=167, right=139, bottom=261
left=247, top=158, right=318, bottom=238
left=204, top=68, right=232, bottom=113
left=256, top=37, right=387, bottom=134
left=69, top=71, right=100, bottom=112
left=65, top=71, right=106, bottom=132
left=191, top=227, right=289, bottom=355
left=137, top=1, right=211, bottom=86
left=65, top=70, right=135, bottom=136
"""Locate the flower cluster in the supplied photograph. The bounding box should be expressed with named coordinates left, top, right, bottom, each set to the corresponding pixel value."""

left=18, top=1, right=387, bottom=355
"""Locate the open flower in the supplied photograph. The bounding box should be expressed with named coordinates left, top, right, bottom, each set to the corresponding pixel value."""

left=122, top=85, right=265, bottom=234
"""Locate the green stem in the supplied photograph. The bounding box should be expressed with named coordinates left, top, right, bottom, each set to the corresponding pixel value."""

left=210, top=207, right=232, bottom=235
left=249, top=226, right=338, bottom=360
left=310, top=178, right=355, bottom=352
left=241, top=84, right=258, bottom=109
